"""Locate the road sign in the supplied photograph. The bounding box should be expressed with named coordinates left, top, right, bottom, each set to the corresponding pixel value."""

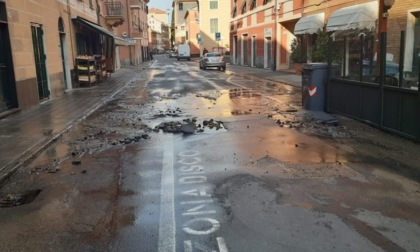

left=215, top=32, right=221, bottom=41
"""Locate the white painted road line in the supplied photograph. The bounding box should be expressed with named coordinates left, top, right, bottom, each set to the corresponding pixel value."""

left=217, top=237, right=229, bottom=252
left=158, top=134, right=175, bottom=252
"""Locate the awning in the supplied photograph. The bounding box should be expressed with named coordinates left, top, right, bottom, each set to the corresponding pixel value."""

left=72, top=16, right=115, bottom=38
left=72, top=16, right=129, bottom=45
left=294, top=13, right=324, bottom=35
left=115, top=37, right=136, bottom=46
left=326, top=2, right=378, bottom=31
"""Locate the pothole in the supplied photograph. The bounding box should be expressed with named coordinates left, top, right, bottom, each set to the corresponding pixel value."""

left=0, top=189, right=42, bottom=207
left=153, top=118, right=226, bottom=134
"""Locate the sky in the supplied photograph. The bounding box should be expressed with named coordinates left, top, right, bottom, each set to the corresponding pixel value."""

left=148, top=0, right=173, bottom=12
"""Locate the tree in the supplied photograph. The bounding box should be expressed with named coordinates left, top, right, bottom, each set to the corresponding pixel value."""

left=290, top=37, right=307, bottom=63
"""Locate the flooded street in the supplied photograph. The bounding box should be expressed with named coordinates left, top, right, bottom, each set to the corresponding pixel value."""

left=1, top=55, right=420, bottom=251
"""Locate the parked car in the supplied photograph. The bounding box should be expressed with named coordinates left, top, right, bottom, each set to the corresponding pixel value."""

left=169, top=50, right=177, bottom=58
left=199, top=53, right=226, bottom=71
left=177, top=44, right=191, bottom=61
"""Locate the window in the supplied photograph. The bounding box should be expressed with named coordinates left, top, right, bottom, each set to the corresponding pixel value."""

left=263, top=0, right=272, bottom=4
left=210, top=0, right=218, bottom=9
left=179, top=3, right=183, bottom=11
left=250, top=0, right=256, bottom=10
left=181, top=25, right=185, bottom=31
left=210, top=18, right=218, bottom=33
left=241, top=2, right=247, bottom=14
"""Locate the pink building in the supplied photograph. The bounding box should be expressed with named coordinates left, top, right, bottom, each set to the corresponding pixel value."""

left=184, top=7, right=200, bottom=57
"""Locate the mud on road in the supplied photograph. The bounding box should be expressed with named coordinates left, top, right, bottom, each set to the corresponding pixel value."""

left=0, top=61, right=420, bottom=251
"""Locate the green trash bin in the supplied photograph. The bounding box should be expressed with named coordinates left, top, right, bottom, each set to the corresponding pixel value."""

left=301, top=63, right=329, bottom=111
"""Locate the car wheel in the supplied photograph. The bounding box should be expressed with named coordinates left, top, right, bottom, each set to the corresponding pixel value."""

left=202, top=65, right=206, bottom=70
left=222, top=67, right=226, bottom=72
left=177, top=58, right=179, bottom=61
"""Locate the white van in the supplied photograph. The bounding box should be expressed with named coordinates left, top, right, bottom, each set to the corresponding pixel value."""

left=177, top=44, right=191, bottom=61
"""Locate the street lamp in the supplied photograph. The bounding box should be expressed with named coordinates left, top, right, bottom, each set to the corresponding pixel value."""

left=382, top=0, right=395, bottom=17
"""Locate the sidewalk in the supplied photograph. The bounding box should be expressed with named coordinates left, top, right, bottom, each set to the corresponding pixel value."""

left=0, top=60, right=301, bottom=185
left=226, top=64, right=302, bottom=88
left=0, top=63, right=152, bottom=185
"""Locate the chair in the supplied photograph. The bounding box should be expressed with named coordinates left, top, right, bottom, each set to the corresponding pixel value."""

left=374, top=75, right=399, bottom=86
left=403, top=71, right=416, bottom=78
left=385, top=75, right=399, bottom=86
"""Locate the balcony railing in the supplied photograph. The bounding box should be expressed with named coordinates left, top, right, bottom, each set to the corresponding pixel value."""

left=104, top=1, right=125, bottom=27
left=105, top=2, right=124, bottom=16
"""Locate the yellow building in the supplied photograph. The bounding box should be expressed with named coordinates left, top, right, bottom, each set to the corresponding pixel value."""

left=197, top=0, right=231, bottom=56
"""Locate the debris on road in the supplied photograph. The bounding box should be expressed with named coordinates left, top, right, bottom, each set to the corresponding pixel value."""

left=0, top=189, right=41, bottom=207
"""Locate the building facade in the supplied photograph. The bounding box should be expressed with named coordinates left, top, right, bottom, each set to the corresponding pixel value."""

left=0, top=0, right=129, bottom=113
left=197, top=0, right=231, bottom=56
left=115, top=0, right=149, bottom=66
left=184, top=7, right=200, bottom=56
left=387, top=0, right=420, bottom=75
left=173, top=0, right=198, bottom=45
left=230, top=0, right=279, bottom=69
left=148, top=8, right=171, bottom=52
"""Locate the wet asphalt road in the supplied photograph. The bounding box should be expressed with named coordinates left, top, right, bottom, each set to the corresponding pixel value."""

left=1, top=54, right=420, bottom=251
left=110, top=56, right=420, bottom=251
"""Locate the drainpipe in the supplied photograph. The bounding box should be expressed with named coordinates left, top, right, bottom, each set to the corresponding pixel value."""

left=272, top=0, right=278, bottom=71
left=126, top=0, right=133, bottom=65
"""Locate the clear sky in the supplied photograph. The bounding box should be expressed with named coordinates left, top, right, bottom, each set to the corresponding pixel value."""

left=148, top=0, right=173, bottom=12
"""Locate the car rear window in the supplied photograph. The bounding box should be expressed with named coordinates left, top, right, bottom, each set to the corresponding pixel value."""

left=206, top=53, right=222, bottom=57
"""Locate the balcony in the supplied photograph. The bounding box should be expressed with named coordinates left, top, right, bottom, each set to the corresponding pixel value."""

left=104, top=2, right=125, bottom=27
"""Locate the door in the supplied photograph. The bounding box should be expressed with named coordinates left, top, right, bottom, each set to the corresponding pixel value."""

left=265, top=37, right=272, bottom=69
left=243, top=34, right=248, bottom=65
left=0, top=2, right=17, bottom=111
left=59, top=34, right=67, bottom=89
left=58, top=18, right=68, bottom=90
left=0, top=24, right=7, bottom=110
left=233, top=36, right=238, bottom=64
left=31, top=23, right=49, bottom=101
left=252, top=36, right=256, bottom=67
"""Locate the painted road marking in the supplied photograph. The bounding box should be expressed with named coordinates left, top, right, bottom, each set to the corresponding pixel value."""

left=184, top=237, right=228, bottom=252
left=182, top=218, right=221, bottom=235
left=177, top=150, right=229, bottom=251
left=158, top=134, right=175, bottom=252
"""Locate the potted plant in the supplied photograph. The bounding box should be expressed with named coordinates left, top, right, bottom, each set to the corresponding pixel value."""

left=290, top=37, right=307, bottom=74
left=310, top=30, right=341, bottom=63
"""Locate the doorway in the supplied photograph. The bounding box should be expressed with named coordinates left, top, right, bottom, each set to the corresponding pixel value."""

left=242, top=34, right=248, bottom=65
left=0, top=2, right=18, bottom=112
left=265, top=37, right=272, bottom=69
left=251, top=36, right=256, bottom=67
left=31, top=23, right=50, bottom=101
left=233, top=36, right=238, bottom=64
left=58, top=18, right=70, bottom=90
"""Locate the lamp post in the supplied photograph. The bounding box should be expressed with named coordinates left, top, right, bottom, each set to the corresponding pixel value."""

left=376, top=0, right=396, bottom=75
left=378, top=0, right=396, bottom=33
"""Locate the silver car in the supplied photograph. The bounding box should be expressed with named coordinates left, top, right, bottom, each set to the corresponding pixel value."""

left=199, top=53, right=226, bottom=71
left=169, top=50, right=177, bottom=58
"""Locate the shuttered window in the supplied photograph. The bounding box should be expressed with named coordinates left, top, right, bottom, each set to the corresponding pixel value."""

left=210, top=18, right=218, bottom=33
left=210, top=0, right=218, bottom=9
